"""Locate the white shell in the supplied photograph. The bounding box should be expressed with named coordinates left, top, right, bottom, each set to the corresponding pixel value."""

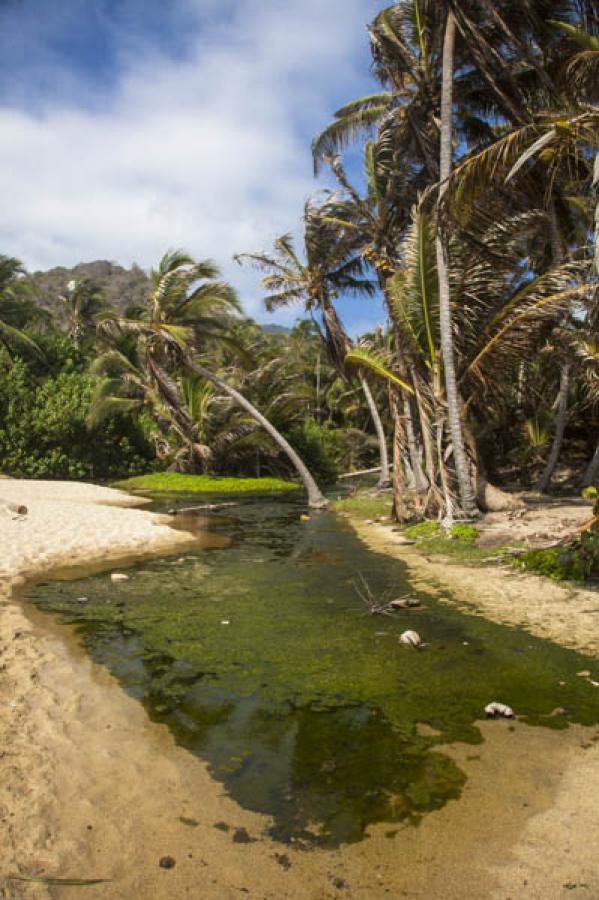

left=110, top=573, right=129, bottom=583
left=399, top=630, right=421, bottom=647
left=485, top=701, right=514, bottom=718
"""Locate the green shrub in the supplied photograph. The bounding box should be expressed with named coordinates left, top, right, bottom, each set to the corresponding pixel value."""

left=403, top=521, right=442, bottom=540
left=450, top=524, right=478, bottom=543
left=0, top=349, right=152, bottom=479
left=515, top=530, right=599, bottom=582
left=287, top=420, right=342, bottom=487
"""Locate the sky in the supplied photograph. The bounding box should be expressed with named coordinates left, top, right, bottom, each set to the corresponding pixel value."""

left=0, top=0, right=386, bottom=335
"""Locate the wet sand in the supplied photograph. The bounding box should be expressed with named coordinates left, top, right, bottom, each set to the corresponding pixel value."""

left=352, top=517, right=599, bottom=657
left=1, top=481, right=599, bottom=898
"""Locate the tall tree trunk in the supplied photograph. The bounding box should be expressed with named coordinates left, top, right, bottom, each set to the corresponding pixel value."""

left=435, top=9, right=478, bottom=520
left=185, top=357, right=328, bottom=509
left=594, top=152, right=599, bottom=275
left=359, top=375, right=390, bottom=488
left=537, top=363, right=570, bottom=493
left=404, top=394, right=428, bottom=492
left=391, top=394, right=410, bottom=521
left=580, top=439, right=599, bottom=488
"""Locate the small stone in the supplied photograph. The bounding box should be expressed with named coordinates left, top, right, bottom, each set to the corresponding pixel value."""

left=110, top=573, right=129, bottom=583
left=399, top=630, right=421, bottom=647
left=577, top=670, right=591, bottom=678
left=485, top=701, right=514, bottom=718
left=159, top=856, right=176, bottom=869
left=220, top=620, right=230, bottom=625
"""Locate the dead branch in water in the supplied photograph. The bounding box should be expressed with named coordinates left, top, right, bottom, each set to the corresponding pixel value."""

left=353, top=573, right=421, bottom=616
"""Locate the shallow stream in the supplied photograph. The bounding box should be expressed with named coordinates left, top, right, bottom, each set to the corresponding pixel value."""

left=27, top=494, right=599, bottom=847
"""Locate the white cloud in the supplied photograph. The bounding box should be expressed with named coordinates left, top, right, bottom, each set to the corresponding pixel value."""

left=0, top=0, right=377, bottom=322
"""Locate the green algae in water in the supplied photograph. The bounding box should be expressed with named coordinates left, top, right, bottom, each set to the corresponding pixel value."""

left=27, top=496, right=599, bottom=847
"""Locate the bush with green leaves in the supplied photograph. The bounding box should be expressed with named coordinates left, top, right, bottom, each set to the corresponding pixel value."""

left=287, top=420, right=344, bottom=486
left=0, top=348, right=153, bottom=479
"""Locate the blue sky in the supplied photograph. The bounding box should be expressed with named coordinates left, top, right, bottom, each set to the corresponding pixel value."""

left=0, top=0, right=386, bottom=335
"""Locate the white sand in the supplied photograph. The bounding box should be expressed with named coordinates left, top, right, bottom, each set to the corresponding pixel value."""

left=0, top=480, right=195, bottom=586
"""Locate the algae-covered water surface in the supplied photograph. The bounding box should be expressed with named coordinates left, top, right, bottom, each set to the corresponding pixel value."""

left=28, top=495, right=599, bottom=846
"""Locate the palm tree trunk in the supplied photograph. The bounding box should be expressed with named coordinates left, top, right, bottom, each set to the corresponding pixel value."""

left=537, top=363, right=570, bottom=493
left=594, top=152, right=599, bottom=275
left=404, top=394, right=428, bottom=492
left=436, top=9, right=478, bottom=520
left=359, top=375, right=390, bottom=488
left=580, top=439, right=599, bottom=489
left=185, top=357, right=328, bottom=508
left=391, top=394, right=410, bottom=521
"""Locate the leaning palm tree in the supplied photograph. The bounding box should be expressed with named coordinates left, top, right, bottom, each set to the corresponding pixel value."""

left=101, top=251, right=328, bottom=508
left=237, top=202, right=391, bottom=488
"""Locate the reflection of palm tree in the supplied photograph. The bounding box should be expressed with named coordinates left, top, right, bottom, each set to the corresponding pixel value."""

left=99, top=251, right=327, bottom=507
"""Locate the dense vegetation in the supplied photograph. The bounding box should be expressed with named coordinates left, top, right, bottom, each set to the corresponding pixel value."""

left=0, top=2, right=598, bottom=563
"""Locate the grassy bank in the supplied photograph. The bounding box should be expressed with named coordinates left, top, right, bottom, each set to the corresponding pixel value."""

left=112, top=472, right=300, bottom=494
left=333, top=494, right=508, bottom=565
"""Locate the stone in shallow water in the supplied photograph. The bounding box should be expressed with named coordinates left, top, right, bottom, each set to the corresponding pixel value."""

left=110, top=573, right=129, bottom=583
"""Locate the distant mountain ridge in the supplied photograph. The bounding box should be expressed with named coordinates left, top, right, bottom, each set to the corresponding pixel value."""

left=28, top=260, right=151, bottom=315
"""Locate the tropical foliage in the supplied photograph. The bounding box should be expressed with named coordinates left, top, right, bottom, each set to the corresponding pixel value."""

left=1, top=0, right=598, bottom=543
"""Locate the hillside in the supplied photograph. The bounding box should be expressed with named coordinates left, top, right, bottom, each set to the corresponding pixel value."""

left=28, top=260, right=151, bottom=315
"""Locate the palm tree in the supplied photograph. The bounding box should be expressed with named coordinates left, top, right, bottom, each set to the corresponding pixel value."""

left=323, top=148, right=433, bottom=495
left=60, top=278, right=112, bottom=349
left=101, top=250, right=328, bottom=508
left=348, top=204, right=592, bottom=510
left=0, top=256, right=43, bottom=357
left=236, top=203, right=392, bottom=488
left=435, top=8, right=478, bottom=520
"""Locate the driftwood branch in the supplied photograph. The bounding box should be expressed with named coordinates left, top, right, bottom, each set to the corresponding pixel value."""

left=339, top=467, right=382, bottom=479
left=168, top=501, right=240, bottom=515
left=353, top=573, right=421, bottom=616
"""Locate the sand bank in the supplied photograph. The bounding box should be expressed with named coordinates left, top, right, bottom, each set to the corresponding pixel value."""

left=1, top=481, right=599, bottom=898
left=352, top=517, right=599, bottom=657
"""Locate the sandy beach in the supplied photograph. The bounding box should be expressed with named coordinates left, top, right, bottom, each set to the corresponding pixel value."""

left=1, top=480, right=599, bottom=899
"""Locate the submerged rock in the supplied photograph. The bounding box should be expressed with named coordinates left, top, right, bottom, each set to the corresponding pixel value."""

left=484, top=701, right=514, bottom=719
left=399, top=630, right=422, bottom=648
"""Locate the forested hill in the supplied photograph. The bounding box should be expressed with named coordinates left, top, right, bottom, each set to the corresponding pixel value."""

left=28, top=260, right=151, bottom=314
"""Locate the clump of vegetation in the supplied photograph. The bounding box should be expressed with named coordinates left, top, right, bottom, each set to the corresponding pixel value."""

left=516, top=493, right=599, bottom=582
left=400, top=520, right=508, bottom=564
left=402, top=521, right=442, bottom=540
left=332, top=495, right=392, bottom=520
left=0, top=340, right=151, bottom=480
left=112, top=472, right=300, bottom=494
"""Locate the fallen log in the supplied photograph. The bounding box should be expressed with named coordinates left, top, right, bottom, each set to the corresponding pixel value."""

left=338, top=467, right=382, bottom=480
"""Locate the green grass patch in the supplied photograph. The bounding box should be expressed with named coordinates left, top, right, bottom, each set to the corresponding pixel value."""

left=332, top=495, right=392, bottom=520
left=112, top=472, right=300, bottom=495
left=402, top=520, right=507, bottom=565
